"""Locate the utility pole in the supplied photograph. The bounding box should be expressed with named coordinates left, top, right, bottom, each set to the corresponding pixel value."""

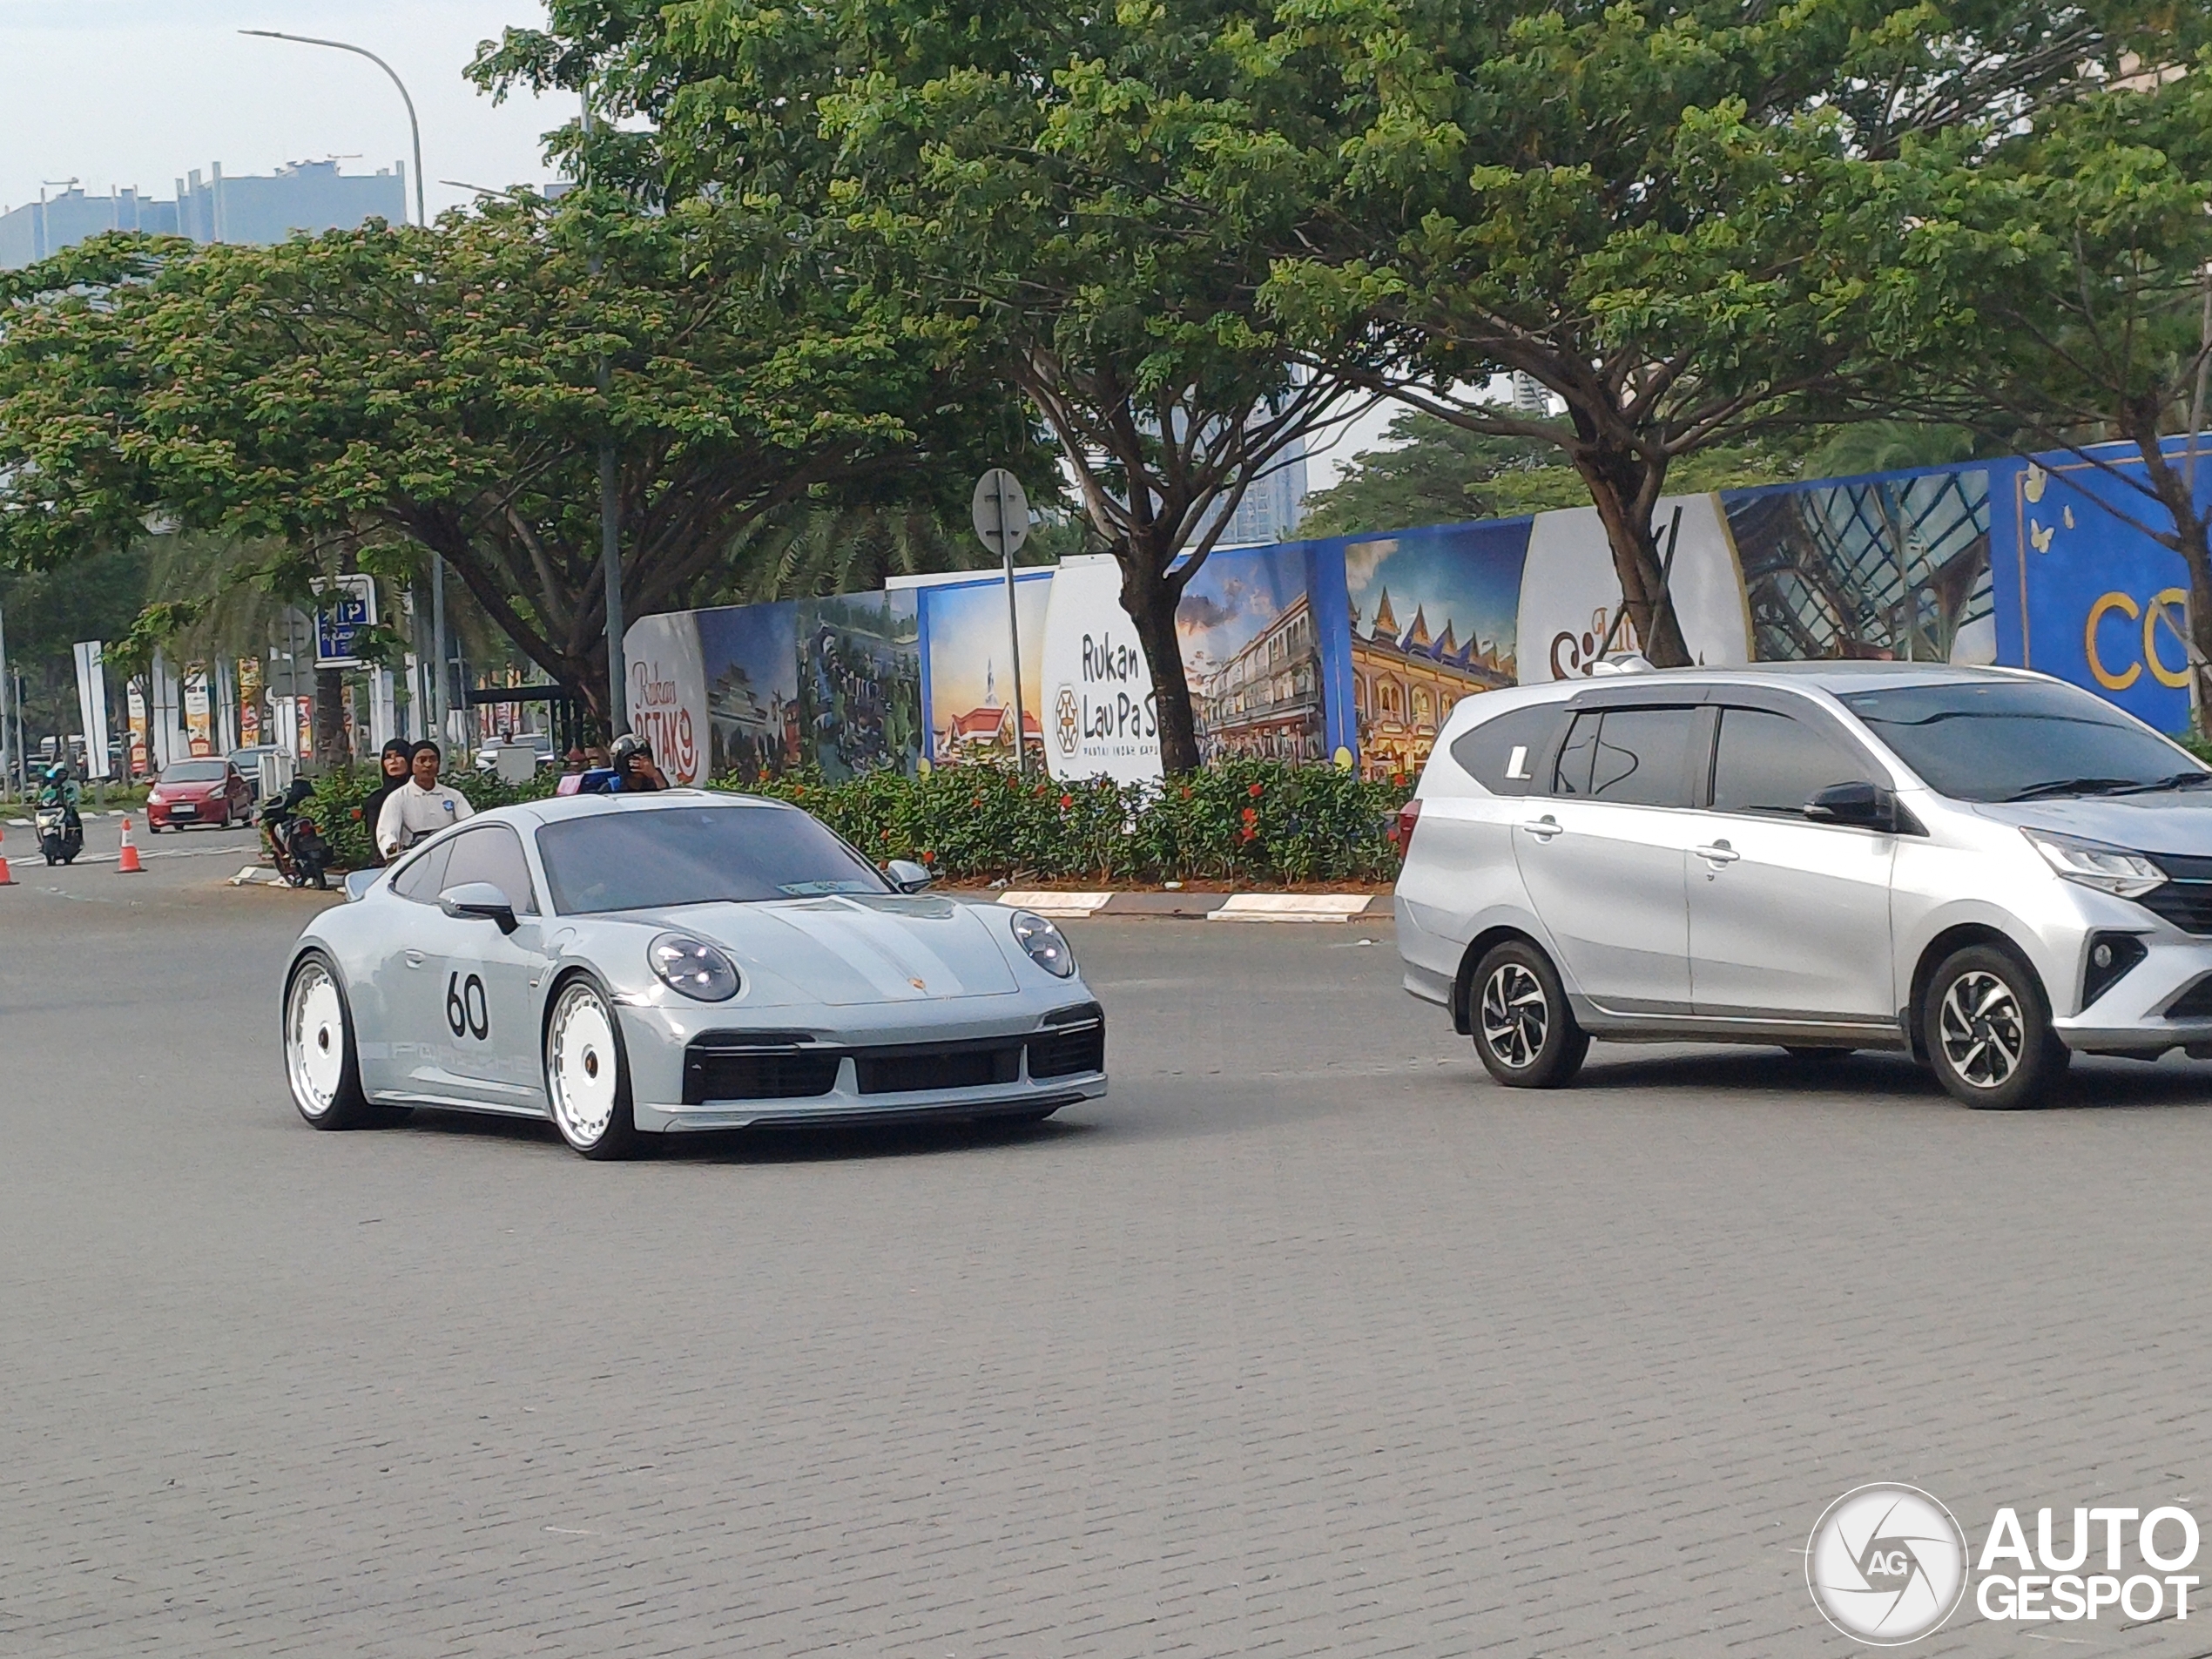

left=0, top=597, right=12, bottom=799
left=239, top=27, right=447, bottom=740
left=582, top=84, right=627, bottom=736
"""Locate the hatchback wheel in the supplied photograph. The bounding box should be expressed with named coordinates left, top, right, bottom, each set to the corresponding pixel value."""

left=545, top=976, right=640, bottom=1160
left=1470, top=940, right=1589, bottom=1089
left=1922, top=945, right=2067, bottom=1109
left=284, top=953, right=373, bottom=1130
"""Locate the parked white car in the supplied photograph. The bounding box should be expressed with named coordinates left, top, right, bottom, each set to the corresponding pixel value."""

left=1394, top=662, right=2212, bottom=1109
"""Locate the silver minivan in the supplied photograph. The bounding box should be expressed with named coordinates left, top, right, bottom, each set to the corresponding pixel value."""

left=1393, top=661, right=2212, bottom=1108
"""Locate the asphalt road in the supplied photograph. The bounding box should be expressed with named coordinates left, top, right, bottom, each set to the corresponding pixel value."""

left=8, top=851, right=2212, bottom=1656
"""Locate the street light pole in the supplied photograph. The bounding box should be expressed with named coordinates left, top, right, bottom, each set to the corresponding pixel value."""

left=581, top=85, right=627, bottom=736
left=239, top=28, right=448, bottom=740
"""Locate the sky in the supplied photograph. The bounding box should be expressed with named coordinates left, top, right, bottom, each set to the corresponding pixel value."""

left=923, top=576, right=1049, bottom=723
left=0, top=2, right=1424, bottom=487
left=0, top=2, right=570, bottom=223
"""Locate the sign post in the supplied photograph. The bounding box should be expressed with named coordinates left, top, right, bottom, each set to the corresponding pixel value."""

left=314, top=575, right=377, bottom=669
left=971, top=469, right=1032, bottom=772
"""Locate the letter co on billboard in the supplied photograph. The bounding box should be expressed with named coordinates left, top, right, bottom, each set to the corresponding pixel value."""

left=1807, top=1484, right=2202, bottom=1645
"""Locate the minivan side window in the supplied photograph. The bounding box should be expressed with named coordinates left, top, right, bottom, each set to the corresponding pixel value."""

left=1553, top=711, right=1601, bottom=795
left=1587, top=707, right=1696, bottom=807
left=1710, top=706, right=1873, bottom=816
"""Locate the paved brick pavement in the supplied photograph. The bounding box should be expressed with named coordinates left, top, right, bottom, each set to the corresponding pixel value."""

left=7, top=879, right=2212, bottom=1656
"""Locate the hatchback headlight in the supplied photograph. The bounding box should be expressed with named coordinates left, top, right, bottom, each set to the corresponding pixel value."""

left=648, top=934, right=741, bottom=1001
left=1011, top=910, right=1077, bottom=978
left=2022, top=829, right=2167, bottom=898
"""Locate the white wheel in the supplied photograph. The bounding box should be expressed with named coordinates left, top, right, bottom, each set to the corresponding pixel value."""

left=546, top=979, right=637, bottom=1158
left=285, top=954, right=368, bottom=1129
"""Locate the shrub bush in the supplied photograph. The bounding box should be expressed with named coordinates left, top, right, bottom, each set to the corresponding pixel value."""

left=730, top=760, right=1411, bottom=886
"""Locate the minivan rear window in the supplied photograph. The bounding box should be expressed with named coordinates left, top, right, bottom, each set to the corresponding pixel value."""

left=1448, top=705, right=1563, bottom=797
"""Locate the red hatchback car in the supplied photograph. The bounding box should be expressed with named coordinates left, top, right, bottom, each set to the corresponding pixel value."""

left=147, top=759, right=255, bottom=832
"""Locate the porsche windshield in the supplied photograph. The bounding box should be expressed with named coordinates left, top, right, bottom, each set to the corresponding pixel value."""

left=535, top=805, right=891, bottom=913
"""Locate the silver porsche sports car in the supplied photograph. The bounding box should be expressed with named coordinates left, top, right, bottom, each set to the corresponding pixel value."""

left=280, top=790, right=1108, bottom=1158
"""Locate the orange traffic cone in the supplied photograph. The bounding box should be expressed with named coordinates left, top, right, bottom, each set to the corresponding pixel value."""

left=117, top=815, right=145, bottom=874
left=0, top=826, right=14, bottom=887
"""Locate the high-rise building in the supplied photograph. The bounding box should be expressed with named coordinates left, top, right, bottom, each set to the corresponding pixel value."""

left=0, top=159, right=408, bottom=270
left=0, top=186, right=179, bottom=267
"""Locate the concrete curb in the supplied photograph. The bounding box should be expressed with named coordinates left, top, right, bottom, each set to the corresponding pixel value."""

left=995, top=889, right=1390, bottom=922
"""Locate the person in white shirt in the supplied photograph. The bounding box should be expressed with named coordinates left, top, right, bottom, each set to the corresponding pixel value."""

left=376, top=740, right=474, bottom=859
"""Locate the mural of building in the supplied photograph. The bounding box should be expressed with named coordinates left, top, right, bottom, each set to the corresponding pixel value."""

left=935, top=661, right=1044, bottom=764
left=1350, top=588, right=1515, bottom=779
left=1194, top=594, right=1326, bottom=763
left=1726, top=469, right=1995, bottom=666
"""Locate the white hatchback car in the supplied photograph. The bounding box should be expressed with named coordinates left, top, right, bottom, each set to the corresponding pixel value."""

left=1394, top=662, right=2212, bottom=1108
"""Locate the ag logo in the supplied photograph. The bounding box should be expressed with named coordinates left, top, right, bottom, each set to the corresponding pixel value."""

left=1054, top=685, right=1080, bottom=758
left=1806, top=1484, right=1968, bottom=1645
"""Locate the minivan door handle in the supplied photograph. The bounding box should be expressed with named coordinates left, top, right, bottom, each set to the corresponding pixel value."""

left=1521, top=815, right=1562, bottom=840
left=1693, top=841, right=1740, bottom=865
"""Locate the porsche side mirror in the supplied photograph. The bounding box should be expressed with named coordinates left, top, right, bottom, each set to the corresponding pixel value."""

left=440, top=881, right=518, bottom=934
left=1804, top=780, right=1892, bottom=830
left=884, top=858, right=933, bottom=894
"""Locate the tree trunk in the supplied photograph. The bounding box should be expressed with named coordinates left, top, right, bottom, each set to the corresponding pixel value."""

left=313, top=666, right=348, bottom=768
left=1117, top=543, right=1203, bottom=774
left=1568, top=441, right=1692, bottom=669
left=2121, top=406, right=2212, bottom=731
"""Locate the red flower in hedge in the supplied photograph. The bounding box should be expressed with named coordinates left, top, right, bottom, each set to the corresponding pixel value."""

left=1240, top=806, right=1258, bottom=825
left=1059, top=792, right=1073, bottom=810
left=921, top=850, right=934, bottom=864
left=1248, top=781, right=1264, bottom=798
left=880, top=829, right=891, bottom=840
left=1240, top=826, right=1258, bottom=842
left=793, top=784, right=806, bottom=797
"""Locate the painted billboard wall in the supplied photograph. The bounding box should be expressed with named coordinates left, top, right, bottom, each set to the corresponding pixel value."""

left=624, top=435, right=2212, bottom=786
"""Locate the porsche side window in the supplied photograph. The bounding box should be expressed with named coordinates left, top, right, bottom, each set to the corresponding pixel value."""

left=442, top=826, right=537, bottom=914
left=390, top=840, right=452, bottom=904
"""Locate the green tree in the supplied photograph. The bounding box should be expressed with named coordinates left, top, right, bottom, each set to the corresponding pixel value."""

left=1258, top=1, right=2194, bottom=664
left=0, top=199, right=1029, bottom=721
left=1299, top=409, right=1809, bottom=538
left=477, top=0, right=1379, bottom=772
left=1875, top=58, right=2212, bottom=698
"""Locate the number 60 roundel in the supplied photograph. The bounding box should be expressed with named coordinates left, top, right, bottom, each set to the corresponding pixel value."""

left=446, top=971, right=489, bottom=1041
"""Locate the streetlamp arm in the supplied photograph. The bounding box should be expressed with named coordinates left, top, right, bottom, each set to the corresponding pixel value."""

left=238, top=30, right=427, bottom=230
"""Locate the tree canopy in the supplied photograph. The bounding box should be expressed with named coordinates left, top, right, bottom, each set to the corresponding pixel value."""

left=478, top=0, right=1381, bottom=771
left=1252, top=0, right=2201, bottom=664
left=0, top=198, right=1033, bottom=718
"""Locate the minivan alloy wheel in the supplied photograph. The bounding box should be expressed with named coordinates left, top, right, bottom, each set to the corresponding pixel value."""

left=1480, top=962, right=1548, bottom=1070
left=1938, top=970, right=2026, bottom=1089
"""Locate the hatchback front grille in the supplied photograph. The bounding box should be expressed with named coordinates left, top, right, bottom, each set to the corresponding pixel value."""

left=2136, top=882, right=2212, bottom=936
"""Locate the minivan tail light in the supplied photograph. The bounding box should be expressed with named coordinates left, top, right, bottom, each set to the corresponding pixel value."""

left=1393, top=797, right=1422, bottom=852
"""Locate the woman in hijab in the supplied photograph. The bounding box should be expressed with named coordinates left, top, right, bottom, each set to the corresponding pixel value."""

left=363, top=738, right=416, bottom=863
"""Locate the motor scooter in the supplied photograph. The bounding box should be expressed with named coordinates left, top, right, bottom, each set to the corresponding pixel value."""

left=35, top=801, right=83, bottom=865
left=260, top=781, right=332, bottom=888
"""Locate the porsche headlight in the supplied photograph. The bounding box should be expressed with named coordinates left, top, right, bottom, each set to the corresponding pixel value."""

left=1011, top=910, right=1076, bottom=978
left=2021, top=828, right=2167, bottom=899
left=648, top=934, right=741, bottom=1001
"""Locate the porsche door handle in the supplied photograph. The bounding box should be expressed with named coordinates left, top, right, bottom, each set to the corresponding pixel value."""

left=1521, top=816, right=1563, bottom=840
left=404, top=950, right=427, bottom=968
left=1693, top=842, right=1740, bottom=865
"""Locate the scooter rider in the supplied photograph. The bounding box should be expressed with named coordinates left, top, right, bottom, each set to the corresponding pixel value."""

left=374, top=740, right=474, bottom=859
left=577, top=733, right=668, bottom=794
left=37, top=761, right=83, bottom=824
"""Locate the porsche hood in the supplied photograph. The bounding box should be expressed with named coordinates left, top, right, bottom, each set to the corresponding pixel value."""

left=627, top=894, right=1023, bottom=1008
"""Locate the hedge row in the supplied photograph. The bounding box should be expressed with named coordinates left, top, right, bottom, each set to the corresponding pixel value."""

left=305, top=757, right=1409, bottom=885
left=732, top=759, right=1412, bottom=885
